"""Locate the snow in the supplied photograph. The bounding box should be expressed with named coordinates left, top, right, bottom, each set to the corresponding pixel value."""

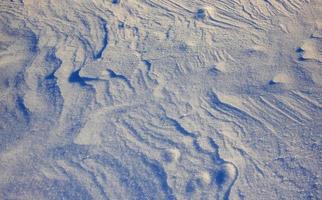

left=0, top=0, right=321, bottom=199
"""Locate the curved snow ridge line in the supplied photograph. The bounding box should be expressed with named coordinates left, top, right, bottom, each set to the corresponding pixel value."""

left=93, top=17, right=109, bottom=60
left=192, top=136, right=239, bottom=200
left=222, top=162, right=238, bottom=200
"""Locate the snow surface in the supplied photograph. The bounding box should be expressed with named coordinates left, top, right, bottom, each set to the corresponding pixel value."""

left=0, top=0, right=321, bottom=199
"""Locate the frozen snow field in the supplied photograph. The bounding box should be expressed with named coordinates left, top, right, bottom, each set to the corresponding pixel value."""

left=0, top=0, right=321, bottom=199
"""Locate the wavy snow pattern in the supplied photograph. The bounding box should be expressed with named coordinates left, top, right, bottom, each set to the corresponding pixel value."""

left=0, top=0, right=321, bottom=200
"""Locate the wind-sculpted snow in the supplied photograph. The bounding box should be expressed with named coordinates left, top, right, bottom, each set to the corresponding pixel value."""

left=0, top=0, right=321, bottom=199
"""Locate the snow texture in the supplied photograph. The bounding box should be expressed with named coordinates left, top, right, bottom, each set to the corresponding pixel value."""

left=0, top=0, right=321, bottom=199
